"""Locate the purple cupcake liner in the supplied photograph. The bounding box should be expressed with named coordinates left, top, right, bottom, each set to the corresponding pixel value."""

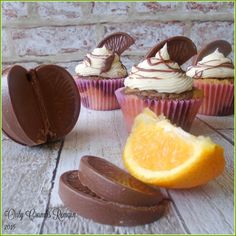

left=75, top=77, right=124, bottom=110
left=194, top=80, right=234, bottom=116
left=115, top=87, right=203, bottom=132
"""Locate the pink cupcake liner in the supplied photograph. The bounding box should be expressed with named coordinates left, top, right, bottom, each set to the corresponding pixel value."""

left=75, top=77, right=124, bottom=110
left=194, top=80, right=234, bottom=116
left=115, top=87, right=203, bottom=132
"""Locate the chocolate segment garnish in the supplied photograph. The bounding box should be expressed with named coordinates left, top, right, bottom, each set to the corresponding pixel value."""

left=97, top=32, right=135, bottom=55
left=193, top=40, right=232, bottom=65
left=2, top=64, right=80, bottom=146
left=59, top=170, right=165, bottom=226
left=145, top=36, right=197, bottom=65
left=79, top=156, right=164, bottom=206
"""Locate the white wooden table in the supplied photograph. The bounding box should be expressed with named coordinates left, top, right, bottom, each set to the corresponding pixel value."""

left=2, top=106, right=234, bottom=234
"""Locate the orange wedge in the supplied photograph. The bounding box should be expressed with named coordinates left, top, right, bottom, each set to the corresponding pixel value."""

left=123, top=109, right=225, bottom=189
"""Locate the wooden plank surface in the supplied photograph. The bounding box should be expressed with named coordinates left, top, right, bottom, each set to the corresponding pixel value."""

left=197, top=114, right=234, bottom=130
left=197, top=115, right=234, bottom=144
left=42, top=107, right=187, bottom=234
left=167, top=119, right=234, bottom=234
left=219, top=129, right=234, bottom=143
left=2, top=138, right=62, bottom=234
left=2, top=107, right=234, bottom=234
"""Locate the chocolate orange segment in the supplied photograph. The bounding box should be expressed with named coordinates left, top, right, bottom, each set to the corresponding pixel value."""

left=79, top=156, right=164, bottom=207
left=145, top=36, right=197, bottom=65
left=59, top=170, right=165, bottom=226
left=193, top=40, right=232, bottom=65
left=97, top=32, right=135, bottom=55
left=2, top=65, right=46, bottom=146
left=35, top=65, right=80, bottom=141
left=2, top=64, right=80, bottom=146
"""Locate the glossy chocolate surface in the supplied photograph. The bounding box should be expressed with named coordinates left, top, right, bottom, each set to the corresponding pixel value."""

left=193, top=40, right=232, bottom=65
left=59, top=170, right=166, bottom=226
left=2, top=64, right=80, bottom=146
left=145, top=36, right=197, bottom=65
left=97, top=32, right=135, bottom=55
left=79, top=156, right=164, bottom=206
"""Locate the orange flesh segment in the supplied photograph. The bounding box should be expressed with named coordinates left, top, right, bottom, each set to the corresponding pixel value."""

left=130, top=123, right=193, bottom=171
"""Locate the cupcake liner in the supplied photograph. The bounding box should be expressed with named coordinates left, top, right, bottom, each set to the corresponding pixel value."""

left=115, top=88, right=203, bottom=132
left=194, top=80, right=234, bottom=116
left=75, top=77, right=124, bottom=110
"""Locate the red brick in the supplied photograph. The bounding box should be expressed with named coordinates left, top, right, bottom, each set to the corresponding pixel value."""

left=2, top=2, right=28, bottom=21
left=224, top=2, right=234, bottom=13
left=2, top=30, right=11, bottom=58
left=184, top=2, right=225, bottom=13
left=104, top=22, right=186, bottom=52
left=190, top=21, right=234, bottom=49
left=92, top=2, right=130, bottom=15
left=11, top=26, right=97, bottom=57
left=225, top=2, right=234, bottom=8
left=35, top=2, right=85, bottom=20
left=135, top=2, right=177, bottom=12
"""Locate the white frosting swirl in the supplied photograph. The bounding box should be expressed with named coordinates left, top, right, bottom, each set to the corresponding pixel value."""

left=124, top=43, right=193, bottom=94
left=186, top=49, right=234, bottom=79
left=75, top=46, right=127, bottom=78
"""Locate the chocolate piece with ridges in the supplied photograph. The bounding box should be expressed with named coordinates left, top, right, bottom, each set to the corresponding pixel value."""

left=145, top=36, right=197, bottom=65
left=192, top=40, right=232, bottom=65
left=59, top=170, right=166, bottom=226
left=97, top=32, right=135, bottom=55
left=2, top=64, right=80, bottom=146
left=79, top=156, right=164, bottom=206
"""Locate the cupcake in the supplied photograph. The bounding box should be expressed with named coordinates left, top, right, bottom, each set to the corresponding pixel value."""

left=75, top=32, right=134, bottom=110
left=115, top=36, right=203, bottom=132
left=187, top=40, right=234, bottom=116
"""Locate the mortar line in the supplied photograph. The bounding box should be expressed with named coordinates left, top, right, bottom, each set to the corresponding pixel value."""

left=2, top=15, right=234, bottom=29
left=2, top=52, right=145, bottom=64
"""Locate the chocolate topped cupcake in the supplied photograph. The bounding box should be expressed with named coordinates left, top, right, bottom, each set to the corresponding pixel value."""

left=75, top=32, right=134, bottom=110
left=115, top=37, right=203, bottom=132
left=187, top=48, right=234, bottom=80
left=124, top=43, right=195, bottom=99
left=75, top=45, right=127, bottom=79
left=187, top=40, right=234, bottom=116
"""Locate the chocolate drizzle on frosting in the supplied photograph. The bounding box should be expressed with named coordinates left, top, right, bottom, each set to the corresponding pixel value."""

left=129, top=47, right=184, bottom=79
left=84, top=56, right=91, bottom=66
left=101, top=54, right=115, bottom=73
left=124, top=43, right=193, bottom=94
left=192, top=63, right=234, bottom=79
left=131, top=64, right=182, bottom=75
left=75, top=46, right=127, bottom=78
left=186, top=49, right=234, bottom=79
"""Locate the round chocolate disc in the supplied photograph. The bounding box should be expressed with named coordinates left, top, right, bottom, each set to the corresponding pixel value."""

left=97, top=32, right=135, bottom=55
left=79, top=156, right=164, bottom=207
left=145, top=36, right=197, bottom=65
left=59, top=170, right=165, bottom=226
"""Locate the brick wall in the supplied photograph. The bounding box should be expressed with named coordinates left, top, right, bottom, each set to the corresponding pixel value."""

left=2, top=2, right=234, bottom=73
